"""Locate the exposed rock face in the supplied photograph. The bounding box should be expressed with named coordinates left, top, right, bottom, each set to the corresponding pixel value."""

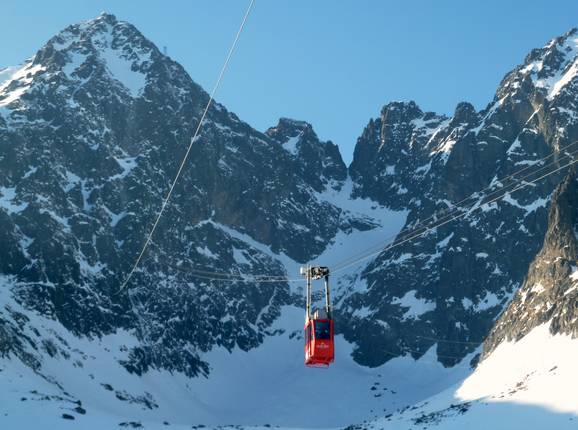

left=349, top=101, right=449, bottom=210
left=266, top=117, right=347, bottom=191
left=483, top=168, right=578, bottom=357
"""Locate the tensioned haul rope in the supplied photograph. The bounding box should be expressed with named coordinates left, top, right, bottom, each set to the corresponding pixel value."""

left=321, top=157, right=578, bottom=350
left=332, top=156, right=578, bottom=274
left=163, top=263, right=303, bottom=283
left=332, top=143, right=578, bottom=272
left=119, top=0, right=256, bottom=292
left=404, top=140, right=578, bottom=231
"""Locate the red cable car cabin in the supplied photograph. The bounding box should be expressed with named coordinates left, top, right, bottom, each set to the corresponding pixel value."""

left=304, top=310, right=334, bottom=366
left=301, top=266, right=334, bottom=367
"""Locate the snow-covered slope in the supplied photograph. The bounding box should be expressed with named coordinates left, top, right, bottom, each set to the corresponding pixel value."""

left=361, top=325, right=578, bottom=430
left=458, top=324, right=578, bottom=416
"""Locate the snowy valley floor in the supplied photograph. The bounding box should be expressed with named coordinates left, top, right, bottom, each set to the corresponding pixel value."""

left=0, top=303, right=471, bottom=429
left=3, top=322, right=578, bottom=429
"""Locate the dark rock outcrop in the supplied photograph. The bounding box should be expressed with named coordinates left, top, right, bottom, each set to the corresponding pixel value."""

left=483, top=168, right=578, bottom=357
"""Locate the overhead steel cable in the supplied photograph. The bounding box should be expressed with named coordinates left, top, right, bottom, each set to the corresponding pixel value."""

left=120, top=1, right=257, bottom=362
left=415, top=335, right=484, bottom=345
left=164, top=263, right=303, bottom=283
left=333, top=143, right=578, bottom=271
left=405, top=140, right=578, bottom=229
left=331, top=142, right=578, bottom=272
left=331, top=156, right=578, bottom=274
left=119, top=0, right=256, bottom=292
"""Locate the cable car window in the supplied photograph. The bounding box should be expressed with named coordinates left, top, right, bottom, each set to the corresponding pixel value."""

left=305, top=324, right=312, bottom=346
left=314, top=321, right=331, bottom=340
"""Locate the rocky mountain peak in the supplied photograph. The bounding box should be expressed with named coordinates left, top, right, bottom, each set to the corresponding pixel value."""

left=94, top=11, right=119, bottom=25
left=0, top=12, right=361, bottom=380
left=265, top=117, right=313, bottom=144
left=38, top=12, right=160, bottom=96
left=266, top=117, right=347, bottom=191
left=496, top=27, right=578, bottom=104
left=380, top=100, right=423, bottom=124
left=449, top=101, right=478, bottom=127
left=540, top=168, right=578, bottom=257
left=345, top=27, right=578, bottom=368
left=348, top=98, right=449, bottom=207
left=4, top=9, right=190, bottom=123
left=0, top=10, right=207, bottom=140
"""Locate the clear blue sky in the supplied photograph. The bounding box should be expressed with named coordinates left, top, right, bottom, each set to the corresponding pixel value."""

left=2, top=1, right=578, bottom=163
